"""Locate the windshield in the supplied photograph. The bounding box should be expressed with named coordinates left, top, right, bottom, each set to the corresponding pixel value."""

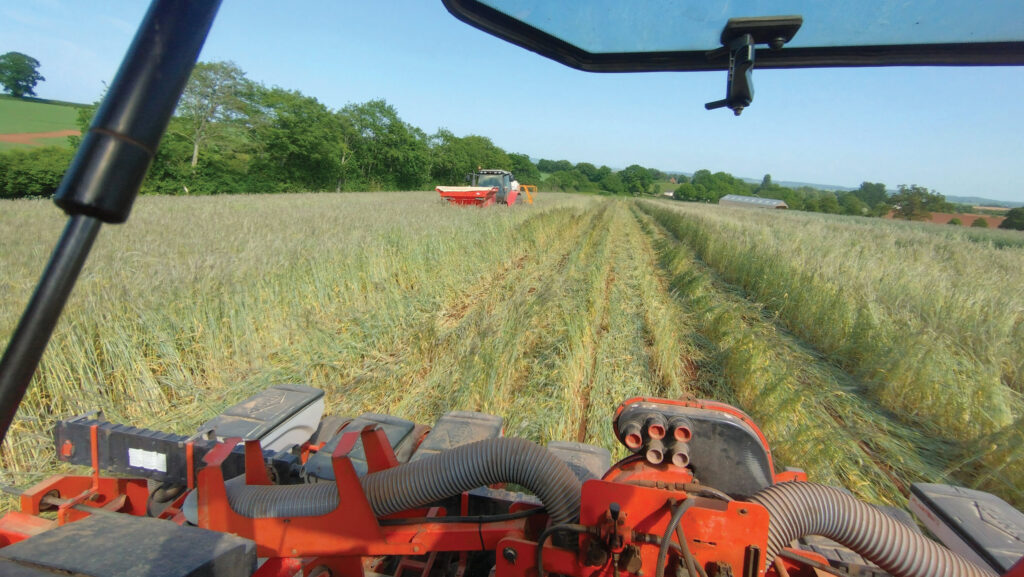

left=476, top=0, right=1024, bottom=53
left=477, top=175, right=503, bottom=187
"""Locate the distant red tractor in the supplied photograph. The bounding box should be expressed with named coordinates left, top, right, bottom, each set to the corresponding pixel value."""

left=437, top=169, right=532, bottom=206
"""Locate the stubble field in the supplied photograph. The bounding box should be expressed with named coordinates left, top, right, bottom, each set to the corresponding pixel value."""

left=1, top=192, right=1021, bottom=510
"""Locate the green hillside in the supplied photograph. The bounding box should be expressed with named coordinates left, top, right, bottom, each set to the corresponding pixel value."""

left=0, top=96, right=82, bottom=149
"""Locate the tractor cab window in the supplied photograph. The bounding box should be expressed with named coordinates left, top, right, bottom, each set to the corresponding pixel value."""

left=477, top=174, right=503, bottom=188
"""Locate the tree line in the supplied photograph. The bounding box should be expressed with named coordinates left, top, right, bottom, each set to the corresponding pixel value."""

left=1, top=61, right=542, bottom=198
left=1, top=60, right=1022, bottom=230
left=671, top=171, right=1024, bottom=228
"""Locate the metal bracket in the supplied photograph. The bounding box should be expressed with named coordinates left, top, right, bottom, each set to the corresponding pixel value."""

left=705, top=16, right=803, bottom=115
left=705, top=33, right=757, bottom=116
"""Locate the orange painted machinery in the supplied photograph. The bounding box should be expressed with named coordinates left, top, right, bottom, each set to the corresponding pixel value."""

left=438, top=170, right=524, bottom=206
left=0, top=2, right=1023, bottom=577
left=0, top=390, right=1019, bottom=577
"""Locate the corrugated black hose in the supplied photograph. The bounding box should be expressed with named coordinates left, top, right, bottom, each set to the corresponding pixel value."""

left=748, top=482, right=997, bottom=577
left=222, top=437, right=583, bottom=526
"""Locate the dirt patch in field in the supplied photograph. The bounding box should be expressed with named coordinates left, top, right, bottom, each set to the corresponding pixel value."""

left=0, top=130, right=79, bottom=145
left=886, top=210, right=1006, bottom=228
left=928, top=212, right=1005, bottom=227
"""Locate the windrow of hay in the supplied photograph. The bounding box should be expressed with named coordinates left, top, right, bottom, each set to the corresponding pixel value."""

left=1, top=194, right=696, bottom=507
left=1, top=193, right=597, bottom=485
left=2, top=193, right=1017, bottom=513
left=638, top=201, right=1022, bottom=508
left=640, top=200, right=1023, bottom=441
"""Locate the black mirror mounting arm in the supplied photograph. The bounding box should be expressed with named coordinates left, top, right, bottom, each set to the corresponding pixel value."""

left=0, top=0, right=222, bottom=445
left=705, top=15, right=803, bottom=116
left=705, top=34, right=756, bottom=116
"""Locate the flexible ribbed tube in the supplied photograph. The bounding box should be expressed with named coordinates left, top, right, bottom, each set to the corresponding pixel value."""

left=224, top=438, right=582, bottom=525
left=748, top=482, right=996, bottom=577
left=363, top=438, right=582, bottom=525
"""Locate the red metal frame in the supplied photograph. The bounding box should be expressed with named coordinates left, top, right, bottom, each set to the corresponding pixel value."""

left=0, top=512, right=56, bottom=547
left=765, top=549, right=834, bottom=577
left=437, top=186, right=498, bottom=206
left=0, top=398, right=961, bottom=577
left=0, top=424, right=150, bottom=545
left=495, top=478, right=770, bottom=577
left=196, top=427, right=527, bottom=560
left=9, top=425, right=150, bottom=526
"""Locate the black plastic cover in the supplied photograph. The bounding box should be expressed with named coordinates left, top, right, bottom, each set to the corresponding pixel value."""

left=304, top=413, right=416, bottom=480
left=909, top=483, right=1024, bottom=573
left=719, top=16, right=802, bottom=46
left=54, top=415, right=296, bottom=485
left=410, top=411, right=503, bottom=462
left=547, top=441, right=611, bottom=482
left=0, top=513, right=255, bottom=577
left=199, top=384, right=323, bottom=441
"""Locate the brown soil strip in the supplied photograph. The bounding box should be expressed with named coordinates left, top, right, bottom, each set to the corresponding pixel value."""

left=884, top=209, right=1006, bottom=228
left=0, top=130, right=79, bottom=145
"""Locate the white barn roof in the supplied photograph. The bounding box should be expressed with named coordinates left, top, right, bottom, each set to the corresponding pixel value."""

left=718, top=194, right=788, bottom=209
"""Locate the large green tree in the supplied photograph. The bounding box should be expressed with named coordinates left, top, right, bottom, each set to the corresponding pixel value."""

left=999, top=207, right=1024, bottom=231
left=574, top=162, right=600, bottom=182
left=340, top=99, right=429, bottom=190
left=250, top=88, right=347, bottom=191
left=598, top=172, right=625, bottom=194
left=0, top=52, right=44, bottom=98
left=547, top=169, right=600, bottom=192
left=852, top=182, right=889, bottom=209
left=537, top=159, right=573, bottom=173
left=428, top=130, right=510, bottom=185
left=839, top=193, right=869, bottom=216
left=175, top=61, right=254, bottom=169
left=689, top=169, right=754, bottom=201
left=890, top=184, right=946, bottom=220
left=428, top=129, right=469, bottom=185
left=674, top=182, right=714, bottom=202
left=508, top=153, right=540, bottom=185
left=820, top=192, right=841, bottom=214
left=619, top=164, right=655, bottom=195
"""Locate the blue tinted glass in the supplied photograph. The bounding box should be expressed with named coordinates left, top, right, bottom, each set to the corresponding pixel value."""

left=479, top=1, right=1024, bottom=52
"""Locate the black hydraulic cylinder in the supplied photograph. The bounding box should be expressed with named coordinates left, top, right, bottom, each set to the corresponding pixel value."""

left=0, top=216, right=101, bottom=442
left=0, top=0, right=222, bottom=445
left=55, top=0, right=222, bottom=223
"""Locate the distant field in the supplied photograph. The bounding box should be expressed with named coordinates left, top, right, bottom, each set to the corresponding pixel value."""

left=0, top=97, right=81, bottom=150
left=655, top=180, right=676, bottom=193
left=0, top=193, right=1020, bottom=511
left=885, top=210, right=1007, bottom=228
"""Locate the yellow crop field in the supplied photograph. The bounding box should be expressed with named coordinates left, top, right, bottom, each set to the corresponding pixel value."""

left=1, top=193, right=1020, bottom=510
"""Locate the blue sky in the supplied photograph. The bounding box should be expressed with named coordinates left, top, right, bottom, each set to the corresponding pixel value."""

left=3, top=1, right=1023, bottom=202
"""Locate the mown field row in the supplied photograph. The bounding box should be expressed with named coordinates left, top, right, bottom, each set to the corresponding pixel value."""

left=1, top=193, right=1020, bottom=510
left=637, top=200, right=1022, bottom=506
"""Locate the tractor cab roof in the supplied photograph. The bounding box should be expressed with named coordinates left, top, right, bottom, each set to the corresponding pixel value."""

left=441, top=0, right=1024, bottom=72
left=442, top=1, right=1024, bottom=114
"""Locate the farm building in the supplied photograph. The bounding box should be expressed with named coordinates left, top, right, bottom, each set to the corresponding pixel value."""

left=718, top=194, right=788, bottom=209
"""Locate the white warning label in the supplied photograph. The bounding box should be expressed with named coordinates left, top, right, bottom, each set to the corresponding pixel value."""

left=128, top=448, right=168, bottom=472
